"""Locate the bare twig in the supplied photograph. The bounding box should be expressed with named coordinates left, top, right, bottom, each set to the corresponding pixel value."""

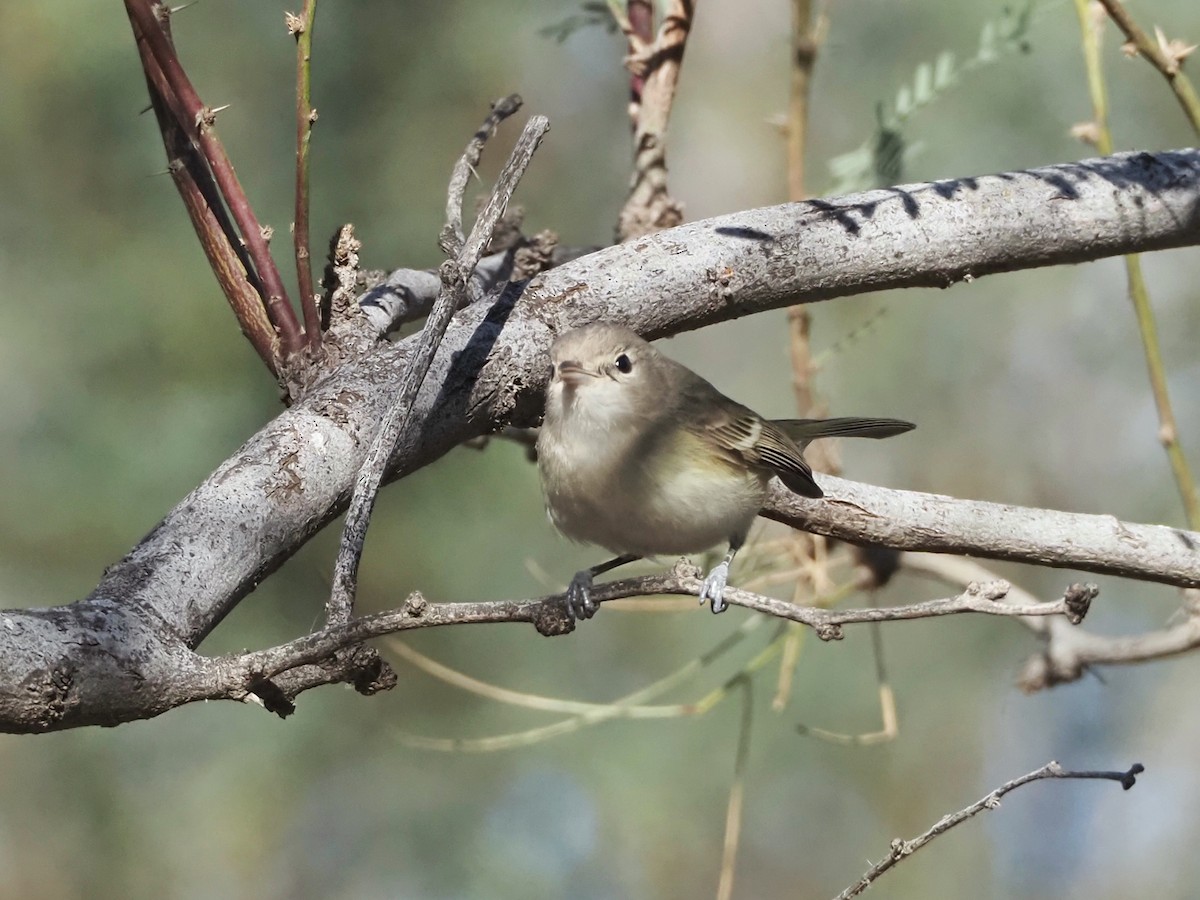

left=289, top=2, right=322, bottom=350
left=794, top=598, right=900, bottom=746
left=229, top=569, right=1089, bottom=704
left=785, top=0, right=826, bottom=202
left=388, top=616, right=780, bottom=751
left=616, top=0, right=695, bottom=240
left=1095, top=0, right=1200, bottom=135
left=124, top=0, right=303, bottom=359
left=1017, top=591, right=1200, bottom=691
left=440, top=94, right=525, bottom=255
left=894, top=540, right=1200, bottom=692
left=716, top=677, right=753, bottom=900
left=902, top=551, right=1051, bottom=635
left=835, top=760, right=1144, bottom=898
left=326, top=101, right=548, bottom=625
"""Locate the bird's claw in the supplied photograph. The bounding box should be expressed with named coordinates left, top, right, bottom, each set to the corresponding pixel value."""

left=566, top=570, right=599, bottom=621
left=699, top=561, right=730, bottom=614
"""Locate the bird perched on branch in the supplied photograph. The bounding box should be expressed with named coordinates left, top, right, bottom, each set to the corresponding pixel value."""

left=536, top=323, right=914, bottom=621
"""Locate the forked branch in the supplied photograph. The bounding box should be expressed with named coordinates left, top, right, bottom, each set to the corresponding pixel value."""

left=836, top=760, right=1144, bottom=898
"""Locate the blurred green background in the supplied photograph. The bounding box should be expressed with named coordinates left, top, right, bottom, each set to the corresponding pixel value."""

left=1, top=1, right=1199, bottom=897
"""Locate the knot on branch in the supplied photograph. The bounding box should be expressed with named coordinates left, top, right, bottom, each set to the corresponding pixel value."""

left=403, top=591, right=427, bottom=616
left=534, top=602, right=576, bottom=637
left=247, top=675, right=296, bottom=718
left=969, top=579, right=1010, bottom=602
left=1118, top=763, right=1145, bottom=790
left=816, top=622, right=844, bottom=642
left=1063, top=582, right=1098, bottom=624
left=670, top=557, right=703, bottom=580
left=331, top=645, right=396, bottom=696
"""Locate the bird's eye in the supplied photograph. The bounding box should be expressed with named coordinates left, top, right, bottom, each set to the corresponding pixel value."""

left=614, top=353, right=633, bottom=374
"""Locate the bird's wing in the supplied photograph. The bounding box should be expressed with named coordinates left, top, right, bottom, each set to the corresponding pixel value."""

left=679, top=387, right=823, bottom=499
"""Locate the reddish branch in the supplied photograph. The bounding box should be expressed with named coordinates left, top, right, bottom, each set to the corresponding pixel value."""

left=125, top=0, right=304, bottom=370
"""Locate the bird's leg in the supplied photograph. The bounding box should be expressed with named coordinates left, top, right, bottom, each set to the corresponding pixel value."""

left=566, top=554, right=640, bottom=621
left=700, top=545, right=740, bottom=614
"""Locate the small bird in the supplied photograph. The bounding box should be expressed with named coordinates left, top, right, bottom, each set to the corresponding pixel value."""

left=536, top=323, right=914, bottom=621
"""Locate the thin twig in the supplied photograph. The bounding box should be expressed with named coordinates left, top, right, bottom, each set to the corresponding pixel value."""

left=1016, top=592, right=1200, bottom=691
left=794, top=593, right=900, bottom=746
left=440, top=94, right=525, bottom=255
left=1075, top=0, right=1200, bottom=530
left=289, top=2, right=322, bottom=350
left=776, top=0, right=854, bottom=715
left=387, top=615, right=775, bottom=752
left=716, top=678, right=753, bottom=900
left=1095, top=0, right=1200, bottom=135
left=326, top=102, right=548, bottom=625
left=901, top=551, right=1200, bottom=690
left=392, top=620, right=791, bottom=753
left=835, top=761, right=1144, bottom=898
left=226, top=570, right=1090, bottom=704
left=125, top=0, right=302, bottom=358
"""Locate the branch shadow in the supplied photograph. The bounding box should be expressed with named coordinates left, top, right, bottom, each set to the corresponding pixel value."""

left=714, top=150, right=1200, bottom=240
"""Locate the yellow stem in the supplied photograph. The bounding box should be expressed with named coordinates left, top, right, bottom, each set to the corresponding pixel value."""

left=1074, top=0, right=1200, bottom=529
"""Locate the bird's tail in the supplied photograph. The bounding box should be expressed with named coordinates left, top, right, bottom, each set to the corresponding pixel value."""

left=771, top=417, right=915, bottom=449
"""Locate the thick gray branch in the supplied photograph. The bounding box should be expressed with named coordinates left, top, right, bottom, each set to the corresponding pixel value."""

left=763, top=478, right=1200, bottom=588
left=3, top=148, right=1199, bottom=732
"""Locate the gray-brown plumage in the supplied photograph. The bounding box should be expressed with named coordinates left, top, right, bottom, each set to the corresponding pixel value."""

left=536, top=323, right=913, bottom=619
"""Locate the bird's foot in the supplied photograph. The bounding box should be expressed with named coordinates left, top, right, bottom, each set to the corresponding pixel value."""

left=566, top=569, right=599, bottom=621
left=699, top=560, right=730, bottom=614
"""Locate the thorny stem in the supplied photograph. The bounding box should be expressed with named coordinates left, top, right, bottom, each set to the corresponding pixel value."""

left=1094, top=0, right=1200, bottom=136
left=127, top=5, right=279, bottom=372
left=1074, top=0, right=1200, bottom=529
left=125, top=0, right=303, bottom=361
left=291, top=2, right=322, bottom=349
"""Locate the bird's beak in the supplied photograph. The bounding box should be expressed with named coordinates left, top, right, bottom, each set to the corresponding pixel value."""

left=556, top=361, right=595, bottom=386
